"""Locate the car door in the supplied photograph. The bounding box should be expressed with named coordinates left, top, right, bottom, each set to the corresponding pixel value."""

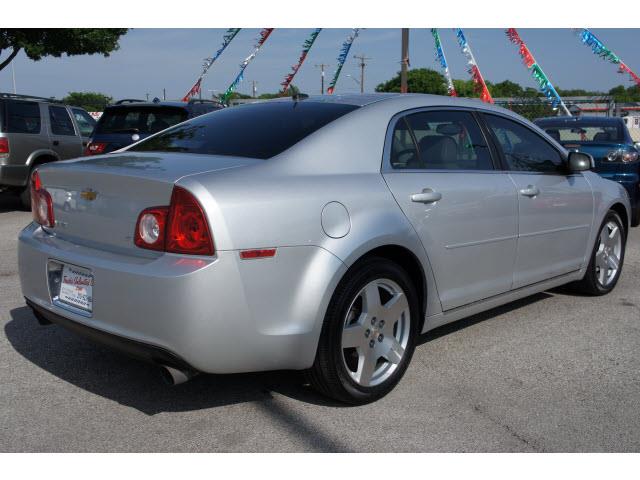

left=47, top=105, right=83, bottom=159
left=482, top=113, right=594, bottom=289
left=382, top=109, right=519, bottom=311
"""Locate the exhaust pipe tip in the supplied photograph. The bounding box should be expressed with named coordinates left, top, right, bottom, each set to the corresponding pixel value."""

left=159, top=365, right=196, bottom=386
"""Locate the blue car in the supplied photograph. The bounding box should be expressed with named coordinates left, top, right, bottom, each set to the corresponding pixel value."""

left=85, top=98, right=224, bottom=156
left=535, top=116, right=640, bottom=226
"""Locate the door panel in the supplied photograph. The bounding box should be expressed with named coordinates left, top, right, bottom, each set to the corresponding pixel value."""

left=510, top=173, right=593, bottom=288
left=384, top=172, right=518, bottom=310
left=48, top=105, right=83, bottom=159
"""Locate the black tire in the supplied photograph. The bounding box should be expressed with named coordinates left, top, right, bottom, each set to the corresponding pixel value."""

left=18, top=186, right=31, bottom=211
left=571, top=210, right=626, bottom=296
left=308, top=257, right=419, bottom=404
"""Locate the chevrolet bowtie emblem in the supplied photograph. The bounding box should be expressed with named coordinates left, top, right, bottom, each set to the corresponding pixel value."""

left=80, top=189, right=98, bottom=201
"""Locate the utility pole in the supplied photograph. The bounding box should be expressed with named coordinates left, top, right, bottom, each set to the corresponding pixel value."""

left=251, top=80, right=258, bottom=98
left=401, top=28, right=410, bottom=94
left=315, top=63, right=330, bottom=95
left=11, top=61, right=16, bottom=94
left=163, top=88, right=166, bottom=101
left=145, top=93, right=150, bottom=101
left=353, top=54, right=371, bottom=94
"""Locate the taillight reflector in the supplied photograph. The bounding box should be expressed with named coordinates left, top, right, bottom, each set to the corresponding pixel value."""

left=239, top=249, right=277, bottom=260
left=0, top=138, right=9, bottom=156
left=30, top=170, right=55, bottom=228
left=85, top=142, right=107, bottom=155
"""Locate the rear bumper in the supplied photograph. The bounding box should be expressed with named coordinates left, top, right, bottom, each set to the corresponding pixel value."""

left=18, top=223, right=346, bottom=374
left=0, top=164, right=29, bottom=187
left=27, top=298, right=196, bottom=373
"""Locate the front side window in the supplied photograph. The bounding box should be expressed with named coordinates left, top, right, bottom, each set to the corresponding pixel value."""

left=391, top=110, right=493, bottom=170
left=72, top=108, right=96, bottom=137
left=49, top=106, right=76, bottom=136
left=485, top=114, right=563, bottom=173
left=4, top=101, right=41, bottom=134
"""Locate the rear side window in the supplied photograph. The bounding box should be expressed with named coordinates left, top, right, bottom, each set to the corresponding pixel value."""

left=129, top=101, right=359, bottom=159
left=3, top=101, right=41, bottom=134
left=72, top=108, right=97, bottom=137
left=95, top=106, right=188, bottom=135
left=537, top=122, right=623, bottom=143
left=49, top=106, right=76, bottom=136
left=390, top=110, right=493, bottom=170
left=485, top=114, right=563, bottom=173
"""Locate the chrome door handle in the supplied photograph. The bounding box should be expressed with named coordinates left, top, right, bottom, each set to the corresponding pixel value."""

left=519, top=185, right=540, bottom=197
left=411, top=188, right=442, bottom=204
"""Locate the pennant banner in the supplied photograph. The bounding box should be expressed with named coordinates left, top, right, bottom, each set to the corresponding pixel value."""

left=506, top=28, right=571, bottom=116
left=281, top=28, right=322, bottom=93
left=220, top=28, right=274, bottom=104
left=182, top=28, right=241, bottom=101
left=431, top=28, right=456, bottom=97
left=455, top=28, right=493, bottom=103
left=576, top=29, right=640, bottom=87
left=327, top=29, right=360, bottom=95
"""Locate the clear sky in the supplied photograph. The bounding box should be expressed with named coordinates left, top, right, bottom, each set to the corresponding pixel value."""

left=0, top=28, right=638, bottom=101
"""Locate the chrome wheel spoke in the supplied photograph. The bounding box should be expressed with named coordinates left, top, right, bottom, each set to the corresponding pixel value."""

left=363, top=282, right=382, bottom=315
left=606, top=253, right=619, bottom=271
left=356, top=348, right=377, bottom=386
left=607, top=225, right=620, bottom=247
left=382, top=336, right=405, bottom=365
left=382, top=292, right=408, bottom=323
left=342, top=323, right=367, bottom=349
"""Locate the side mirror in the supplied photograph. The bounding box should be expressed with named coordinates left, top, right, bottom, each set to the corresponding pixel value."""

left=568, top=151, right=594, bottom=172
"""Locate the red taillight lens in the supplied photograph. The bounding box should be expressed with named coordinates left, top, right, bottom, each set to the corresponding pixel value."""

left=0, top=138, right=9, bottom=156
left=30, top=170, right=55, bottom=228
left=84, top=142, right=107, bottom=155
left=134, top=186, right=214, bottom=255
left=166, top=187, right=214, bottom=255
left=134, top=207, right=168, bottom=251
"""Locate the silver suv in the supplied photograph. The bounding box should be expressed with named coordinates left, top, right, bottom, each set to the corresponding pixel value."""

left=0, top=93, right=96, bottom=209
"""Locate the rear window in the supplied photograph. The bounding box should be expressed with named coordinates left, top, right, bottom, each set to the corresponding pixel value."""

left=128, top=101, right=359, bottom=159
left=537, top=121, right=624, bottom=143
left=95, top=106, right=188, bottom=135
left=1, top=100, right=41, bottom=134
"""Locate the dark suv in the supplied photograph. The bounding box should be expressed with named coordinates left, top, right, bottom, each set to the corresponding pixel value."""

left=85, top=98, right=224, bottom=155
left=0, top=93, right=96, bottom=208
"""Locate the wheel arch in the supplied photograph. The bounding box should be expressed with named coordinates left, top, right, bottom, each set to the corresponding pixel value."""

left=609, top=202, right=629, bottom=235
left=26, top=150, right=59, bottom=167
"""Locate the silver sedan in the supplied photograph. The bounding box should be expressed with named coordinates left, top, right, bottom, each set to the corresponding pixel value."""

left=18, top=93, right=630, bottom=404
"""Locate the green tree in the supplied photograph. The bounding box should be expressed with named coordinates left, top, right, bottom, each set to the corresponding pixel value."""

left=0, top=29, right=128, bottom=71
left=375, top=68, right=447, bottom=95
left=608, top=85, right=640, bottom=102
left=489, top=80, right=525, bottom=98
left=62, top=91, right=113, bottom=111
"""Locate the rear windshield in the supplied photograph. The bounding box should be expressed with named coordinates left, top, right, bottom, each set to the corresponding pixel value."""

left=128, top=101, right=359, bottom=159
left=537, top=121, right=624, bottom=143
left=95, top=106, right=188, bottom=135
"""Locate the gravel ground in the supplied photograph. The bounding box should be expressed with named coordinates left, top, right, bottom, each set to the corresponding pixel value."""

left=1, top=190, right=639, bottom=452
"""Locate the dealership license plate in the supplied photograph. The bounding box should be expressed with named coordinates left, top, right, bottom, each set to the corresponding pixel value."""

left=59, top=264, right=94, bottom=312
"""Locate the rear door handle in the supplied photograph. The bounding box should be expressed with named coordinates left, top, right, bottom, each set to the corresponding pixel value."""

left=411, top=188, right=442, bottom=204
left=52, top=140, right=59, bottom=146
left=519, top=185, right=540, bottom=197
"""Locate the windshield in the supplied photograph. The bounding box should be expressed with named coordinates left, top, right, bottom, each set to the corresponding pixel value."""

left=95, top=106, right=188, bottom=135
left=538, top=121, right=624, bottom=143
left=128, top=101, right=359, bottom=159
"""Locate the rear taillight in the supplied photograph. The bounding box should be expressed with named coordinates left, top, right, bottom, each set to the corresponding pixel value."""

left=0, top=138, right=9, bottom=156
left=30, top=170, right=55, bottom=228
left=84, top=142, right=107, bottom=155
left=134, top=186, right=214, bottom=255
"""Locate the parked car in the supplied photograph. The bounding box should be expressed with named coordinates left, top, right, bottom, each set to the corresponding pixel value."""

left=534, top=116, right=640, bottom=226
left=0, top=92, right=96, bottom=208
left=19, top=94, right=630, bottom=404
left=85, top=98, right=224, bottom=156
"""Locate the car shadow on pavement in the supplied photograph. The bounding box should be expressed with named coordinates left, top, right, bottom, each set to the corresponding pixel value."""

left=7, top=292, right=554, bottom=418
left=5, top=305, right=346, bottom=417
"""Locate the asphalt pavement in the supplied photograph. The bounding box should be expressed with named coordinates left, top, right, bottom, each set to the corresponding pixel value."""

left=1, top=190, right=639, bottom=452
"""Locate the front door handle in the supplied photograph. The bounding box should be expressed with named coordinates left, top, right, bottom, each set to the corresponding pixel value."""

left=411, top=188, right=442, bottom=204
left=519, top=185, right=540, bottom=197
left=52, top=140, right=59, bottom=146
